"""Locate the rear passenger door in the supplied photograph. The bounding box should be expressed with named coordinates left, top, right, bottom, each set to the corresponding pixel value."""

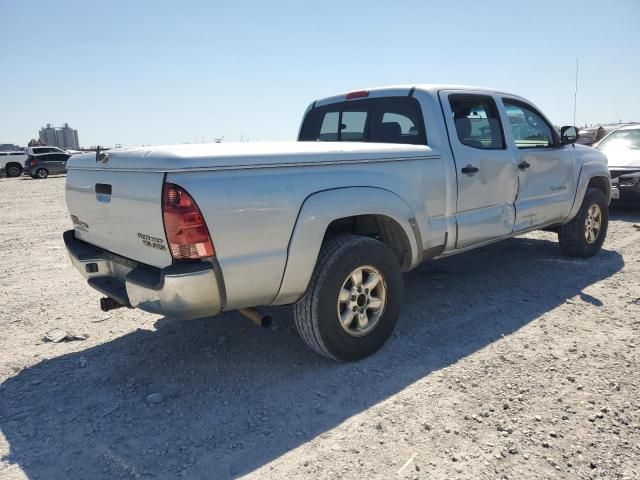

left=439, top=91, right=519, bottom=249
left=500, top=98, right=577, bottom=229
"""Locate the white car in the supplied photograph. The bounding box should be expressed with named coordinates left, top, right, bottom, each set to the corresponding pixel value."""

left=0, top=151, right=27, bottom=177
left=595, top=125, right=640, bottom=204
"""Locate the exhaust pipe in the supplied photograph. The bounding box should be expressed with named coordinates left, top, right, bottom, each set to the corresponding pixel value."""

left=100, top=297, right=126, bottom=312
left=239, top=308, right=272, bottom=328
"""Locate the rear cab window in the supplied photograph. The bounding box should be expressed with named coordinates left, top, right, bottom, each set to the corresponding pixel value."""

left=299, top=97, right=427, bottom=145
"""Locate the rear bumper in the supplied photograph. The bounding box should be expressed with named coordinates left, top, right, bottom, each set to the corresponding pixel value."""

left=63, top=230, right=223, bottom=319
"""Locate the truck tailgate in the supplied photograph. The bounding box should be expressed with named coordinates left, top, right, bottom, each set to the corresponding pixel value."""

left=65, top=168, right=171, bottom=268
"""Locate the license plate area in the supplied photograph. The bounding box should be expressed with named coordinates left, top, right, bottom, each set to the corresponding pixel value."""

left=611, top=186, right=620, bottom=200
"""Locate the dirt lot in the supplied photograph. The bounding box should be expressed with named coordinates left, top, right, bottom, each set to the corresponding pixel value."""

left=0, top=175, right=639, bottom=480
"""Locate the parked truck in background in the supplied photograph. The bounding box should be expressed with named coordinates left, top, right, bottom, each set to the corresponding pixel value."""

left=63, top=84, right=611, bottom=361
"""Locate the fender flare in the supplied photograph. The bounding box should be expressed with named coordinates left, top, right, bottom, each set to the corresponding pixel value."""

left=563, top=161, right=611, bottom=224
left=271, top=187, right=421, bottom=305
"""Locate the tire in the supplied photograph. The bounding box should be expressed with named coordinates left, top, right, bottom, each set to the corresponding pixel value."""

left=5, top=163, right=22, bottom=178
left=35, top=168, right=49, bottom=179
left=558, top=187, right=608, bottom=257
left=294, top=234, right=403, bottom=361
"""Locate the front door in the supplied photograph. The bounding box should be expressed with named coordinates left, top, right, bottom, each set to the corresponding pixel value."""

left=440, top=91, right=519, bottom=249
left=500, top=98, right=577, bottom=230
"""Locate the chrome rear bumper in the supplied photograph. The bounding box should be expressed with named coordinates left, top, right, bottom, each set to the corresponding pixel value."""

left=63, top=230, right=223, bottom=319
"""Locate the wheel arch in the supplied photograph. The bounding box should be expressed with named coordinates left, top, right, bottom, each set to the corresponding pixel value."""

left=563, top=162, right=611, bottom=225
left=271, top=187, right=421, bottom=305
left=587, top=175, right=610, bottom=198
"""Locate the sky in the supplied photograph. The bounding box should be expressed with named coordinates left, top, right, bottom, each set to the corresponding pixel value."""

left=1, top=0, right=639, bottom=148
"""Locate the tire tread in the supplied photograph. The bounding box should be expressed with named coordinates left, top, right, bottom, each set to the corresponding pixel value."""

left=294, top=235, right=371, bottom=360
left=558, top=187, right=608, bottom=257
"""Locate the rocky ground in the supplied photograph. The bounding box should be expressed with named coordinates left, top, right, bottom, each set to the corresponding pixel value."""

left=0, top=175, right=639, bottom=480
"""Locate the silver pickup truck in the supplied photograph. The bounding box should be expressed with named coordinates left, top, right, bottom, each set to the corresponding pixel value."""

left=64, top=84, right=611, bottom=361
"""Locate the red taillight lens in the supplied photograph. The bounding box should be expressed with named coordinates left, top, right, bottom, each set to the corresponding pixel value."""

left=162, top=183, right=214, bottom=259
left=30, top=158, right=37, bottom=165
left=346, top=90, right=369, bottom=100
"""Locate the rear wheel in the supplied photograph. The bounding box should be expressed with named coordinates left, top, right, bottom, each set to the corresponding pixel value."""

left=294, top=235, right=403, bottom=361
left=558, top=187, right=608, bottom=257
left=35, top=168, right=49, bottom=179
left=5, top=163, right=22, bottom=177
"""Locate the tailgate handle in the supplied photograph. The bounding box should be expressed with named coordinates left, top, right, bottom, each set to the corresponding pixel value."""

left=95, top=183, right=112, bottom=195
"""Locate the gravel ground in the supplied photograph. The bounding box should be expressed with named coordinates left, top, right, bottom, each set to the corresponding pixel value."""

left=0, top=175, right=639, bottom=480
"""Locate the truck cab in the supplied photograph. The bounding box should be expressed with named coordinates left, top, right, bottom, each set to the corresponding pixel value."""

left=298, top=85, right=605, bottom=253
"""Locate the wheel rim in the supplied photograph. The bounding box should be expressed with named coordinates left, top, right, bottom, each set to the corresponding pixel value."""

left=337, top=265, right=387, bottom=337
left=7, top=166, right=19, bottom=177
left=37, top=169, right=46, bottom=178
left=584, top=203, right=602, bottom=244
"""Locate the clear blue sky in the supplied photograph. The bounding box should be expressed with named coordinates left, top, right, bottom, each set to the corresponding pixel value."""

left=1, top=0, right=638, bottom=147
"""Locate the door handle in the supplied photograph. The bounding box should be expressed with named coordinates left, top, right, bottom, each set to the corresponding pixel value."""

left=461, top=165, right=479, bottom=175
left=518, top=161, right=531, bottom=170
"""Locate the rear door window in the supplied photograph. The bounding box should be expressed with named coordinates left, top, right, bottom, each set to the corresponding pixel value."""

left=449, top=95, right=505, bottom=149
left=299, top=97, right=426, bottom=145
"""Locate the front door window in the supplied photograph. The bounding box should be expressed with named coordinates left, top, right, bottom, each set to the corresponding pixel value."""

left=503, top=101, right=555, bottom=148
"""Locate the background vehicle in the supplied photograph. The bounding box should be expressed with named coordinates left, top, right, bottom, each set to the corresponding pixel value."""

left=63, top=84, right=610, bottom=361
left=596, top=124, right=640, bottom=204
left=26, top=146, right=69, bottom=156
left=577, top=123, right=638, bottom=146
left=0, top=151, right=27, bottom=177
left=24, top=151, right=71, bottom=178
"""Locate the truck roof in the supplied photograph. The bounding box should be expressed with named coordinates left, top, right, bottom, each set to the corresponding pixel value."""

left=371, top=83, right=507, bottom=94
left=313, top=84, right=524, bottom=108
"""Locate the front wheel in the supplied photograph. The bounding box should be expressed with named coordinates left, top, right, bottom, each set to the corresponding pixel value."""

left=294, top=235, right=403, bottom=361
left=558, top=187, right=608, bottom=257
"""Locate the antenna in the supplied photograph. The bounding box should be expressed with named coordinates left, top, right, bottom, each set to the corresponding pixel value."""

left=573, top=58, right=579, bottom=126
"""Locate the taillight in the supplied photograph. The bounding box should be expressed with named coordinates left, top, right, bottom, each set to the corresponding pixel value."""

left=30, top=157, right=37, bottom=166
left=162, top=183, right=214, bottom=259
left=346, top=90, right=369, bottom=100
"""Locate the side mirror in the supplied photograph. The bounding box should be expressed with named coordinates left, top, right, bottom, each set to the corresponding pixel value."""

left=561, top=126, right=579, bottom=145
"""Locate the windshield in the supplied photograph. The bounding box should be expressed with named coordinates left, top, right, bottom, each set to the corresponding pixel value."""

left=596, top=129, right=640, bottom=153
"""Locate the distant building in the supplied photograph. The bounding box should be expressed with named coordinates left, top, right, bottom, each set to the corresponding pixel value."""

left=39, top=124, right=57, bottom=146
left=38, top=123, right=80, bottom=149
left=0, top=143, right=23, bottom=152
